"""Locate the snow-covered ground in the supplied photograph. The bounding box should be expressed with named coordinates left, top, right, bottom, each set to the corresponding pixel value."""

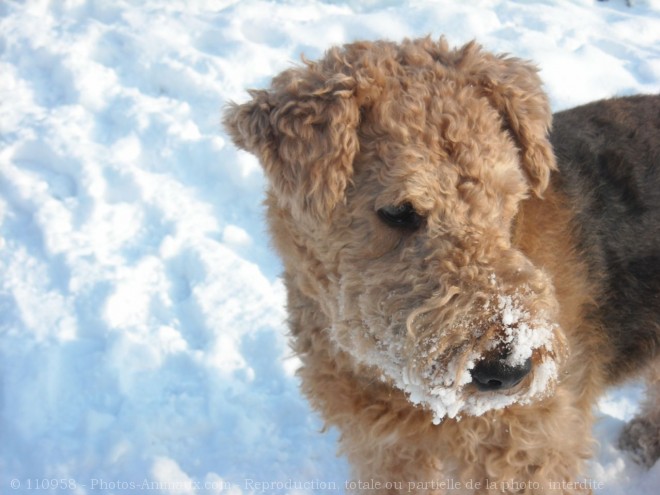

left=1, top=0, right=659, bottom=493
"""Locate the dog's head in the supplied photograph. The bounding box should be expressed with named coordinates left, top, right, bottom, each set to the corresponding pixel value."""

left=224, top=38, right=566, bottom=422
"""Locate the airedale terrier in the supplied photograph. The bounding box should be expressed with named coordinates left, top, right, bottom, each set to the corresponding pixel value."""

left=223, top=37, right=660, bottom=493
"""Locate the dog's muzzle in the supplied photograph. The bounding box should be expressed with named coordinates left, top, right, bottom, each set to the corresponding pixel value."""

left=470, top=356, right=532, bottom=392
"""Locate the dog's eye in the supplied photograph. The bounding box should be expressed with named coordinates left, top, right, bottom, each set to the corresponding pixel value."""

left=377, top=203, right=423, bottom=230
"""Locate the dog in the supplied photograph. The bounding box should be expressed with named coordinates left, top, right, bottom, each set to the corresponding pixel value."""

left=223, top=37, right=660, bottom=493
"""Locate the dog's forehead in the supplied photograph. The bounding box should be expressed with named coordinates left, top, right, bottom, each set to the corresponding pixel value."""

left=360, top=71, right=494, bottom=137
left=357, top=73, right=511, bottom=166
left=353, top=80, right=525, bottom=215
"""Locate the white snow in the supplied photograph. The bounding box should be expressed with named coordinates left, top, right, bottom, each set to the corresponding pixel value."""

left=1, top=0, right=660, bottom=493
left=495, top=293, right=556, bottom=366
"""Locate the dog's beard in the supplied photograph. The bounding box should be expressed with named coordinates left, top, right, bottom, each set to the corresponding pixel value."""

left=333, top=279, right=566, bottom=423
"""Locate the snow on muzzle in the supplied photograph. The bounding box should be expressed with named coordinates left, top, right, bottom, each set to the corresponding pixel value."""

left=394, top=282, right=567, bottom=424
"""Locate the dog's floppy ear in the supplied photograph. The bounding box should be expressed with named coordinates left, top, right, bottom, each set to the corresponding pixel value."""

left=223, top=69, right=360, bottom=219
left=463, top=43, right=557, bottom=197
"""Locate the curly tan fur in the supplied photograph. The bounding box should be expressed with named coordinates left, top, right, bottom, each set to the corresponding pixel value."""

left=223, top=37, right=660, bottom=494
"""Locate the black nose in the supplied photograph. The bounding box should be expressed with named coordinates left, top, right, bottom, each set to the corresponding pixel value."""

left=470, top=357, right=532, bottom=392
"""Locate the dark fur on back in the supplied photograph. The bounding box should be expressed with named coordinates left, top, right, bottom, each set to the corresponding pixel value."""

left=551, top=94, right=660, bottom=383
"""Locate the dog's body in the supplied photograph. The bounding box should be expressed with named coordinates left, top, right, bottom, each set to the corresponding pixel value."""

left=224, top=38, right=660, bottom=493
left=552, top=96, right=660, bottom=383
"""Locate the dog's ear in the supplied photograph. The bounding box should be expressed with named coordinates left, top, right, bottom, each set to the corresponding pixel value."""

left=223, top=71, right=360, bottom=219
left=464, top=44, right=557, bottom=197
